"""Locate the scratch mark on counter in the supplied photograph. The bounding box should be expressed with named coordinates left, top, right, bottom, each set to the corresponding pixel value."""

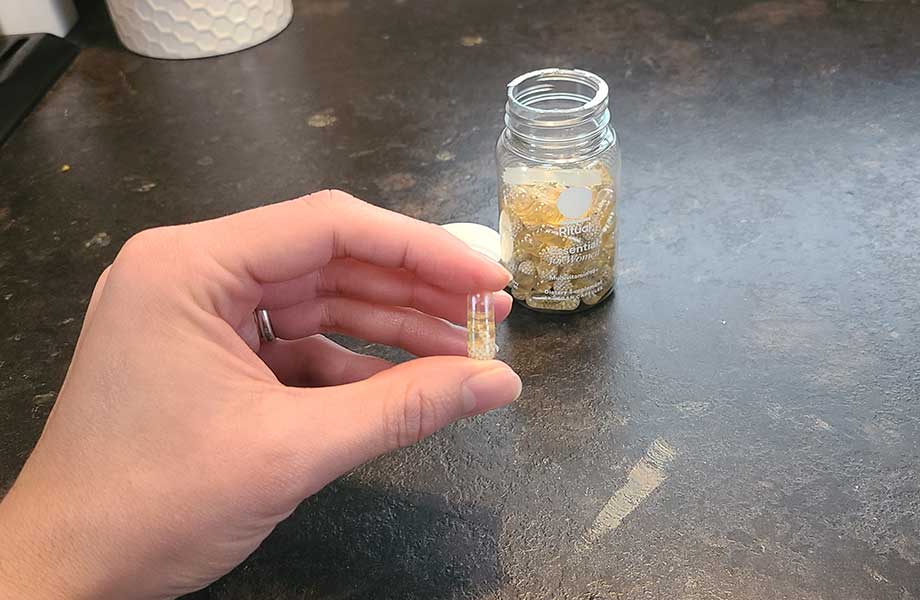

left=124, top=176, right=157, bottom=193
left=376, top=172, right=416, bottom=192
left=579, top=437, right=676, bottom=550
left=863, top=564, right=889, bottom=584
left=84, top=232, right=111, bottom=249
left=812, top=416, right=834, bottom=432
left=307, top=109, right=338, bottom=128
left=31, top=392, right=57, bottom=418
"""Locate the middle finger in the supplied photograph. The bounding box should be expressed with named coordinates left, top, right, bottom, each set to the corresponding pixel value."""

left=269, top=296, right=469, bottom=357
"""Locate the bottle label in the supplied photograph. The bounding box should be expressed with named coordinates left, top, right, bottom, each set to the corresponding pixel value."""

left=501, top=168, right=616, bottom=310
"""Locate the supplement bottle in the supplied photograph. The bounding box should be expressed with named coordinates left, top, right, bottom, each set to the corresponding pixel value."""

left=497, top=68, right=621, bottom=313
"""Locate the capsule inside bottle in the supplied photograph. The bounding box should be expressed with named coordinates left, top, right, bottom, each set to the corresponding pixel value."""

left=467, top=291, right=497, bottom=360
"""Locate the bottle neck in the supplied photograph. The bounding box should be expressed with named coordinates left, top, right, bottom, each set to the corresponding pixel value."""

left=503, top=68, right=613, bottom=163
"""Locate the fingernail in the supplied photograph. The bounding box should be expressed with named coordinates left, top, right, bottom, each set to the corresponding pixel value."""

left=496, top=264, right=513, bottom=285
left=495, top=291, right=514, bottom=321
left=461, top=363, right=522, bottom=417
left=496, top=290, right=513, bottom=305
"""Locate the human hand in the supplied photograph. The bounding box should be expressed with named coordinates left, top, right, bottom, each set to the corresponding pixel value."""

left=0, top=191, right=521, bottom=599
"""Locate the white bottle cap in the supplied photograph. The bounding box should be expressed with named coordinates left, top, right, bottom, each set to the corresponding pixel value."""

left=441, top=222, right=502, bottom=263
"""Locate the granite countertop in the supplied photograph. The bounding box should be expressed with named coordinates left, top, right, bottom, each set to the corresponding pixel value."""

left=1, top=0, right=918, bottom=598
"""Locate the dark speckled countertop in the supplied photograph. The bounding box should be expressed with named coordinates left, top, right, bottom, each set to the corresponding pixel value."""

left=2, top=0, right=919, bottom=598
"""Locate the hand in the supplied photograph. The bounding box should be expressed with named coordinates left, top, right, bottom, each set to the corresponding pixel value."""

left=0, top=191, right=521, bottom=599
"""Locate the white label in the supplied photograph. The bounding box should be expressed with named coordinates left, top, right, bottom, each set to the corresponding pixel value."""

left=556, top=187, right=592, bottom=221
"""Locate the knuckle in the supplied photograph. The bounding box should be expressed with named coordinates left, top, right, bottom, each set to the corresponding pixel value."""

left=95, top=265, right=112, bottom=286
left=405, top=279, right=420, bottom=310
left=316, top=265, right=337, bottom=296
left=394, top=318, right=414, bottom=351
left=301, top=189, right=364, bottom=213
left=109, top=227, right=186, bottom=292
left=89, top=265, right=112, bottom=298
left=382, top=382, right=445, bottom=449
left=317, top=297, right=337, bottom=331
left=327, top=189, right=364, bottom=208
left=115, top=228, right=176, bottom=269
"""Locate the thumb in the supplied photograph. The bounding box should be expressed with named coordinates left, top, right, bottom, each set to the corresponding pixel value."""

left=302, top=357, right=521, bottom=479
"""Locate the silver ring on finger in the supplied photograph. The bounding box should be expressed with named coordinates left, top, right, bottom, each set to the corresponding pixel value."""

left=253, top=308, right=276, bottom=343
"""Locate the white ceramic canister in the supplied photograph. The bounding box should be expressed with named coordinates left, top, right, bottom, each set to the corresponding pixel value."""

left=105, top=0, right=293, bottom=60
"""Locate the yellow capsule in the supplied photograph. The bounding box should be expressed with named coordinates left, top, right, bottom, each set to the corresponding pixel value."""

left=509, top=286, right=531, bottom=302
left=526, top=295, right=581, bottom=311
left=467, top=291, right=497, bottom=360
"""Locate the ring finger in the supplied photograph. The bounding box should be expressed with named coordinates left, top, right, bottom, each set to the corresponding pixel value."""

left=268, top=296, right=468, bottom=357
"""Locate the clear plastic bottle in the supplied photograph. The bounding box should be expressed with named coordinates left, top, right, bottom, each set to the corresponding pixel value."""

left=497, top=68, right=621, bottom=313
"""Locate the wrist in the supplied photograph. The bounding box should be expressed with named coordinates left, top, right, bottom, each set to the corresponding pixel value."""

left=0, top=480, right=109, bottom=600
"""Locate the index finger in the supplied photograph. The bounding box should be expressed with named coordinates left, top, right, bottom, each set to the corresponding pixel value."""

left=200, top=190, right=511, bottom=293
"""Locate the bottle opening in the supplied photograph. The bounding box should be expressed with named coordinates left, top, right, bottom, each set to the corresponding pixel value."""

left=504, top=68, right=611, bottom=152
left=508, top=68, right=608, bottom=116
